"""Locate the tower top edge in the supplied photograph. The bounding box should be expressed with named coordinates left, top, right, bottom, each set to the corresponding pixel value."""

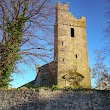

left=56, top=2, right=69, bottom=10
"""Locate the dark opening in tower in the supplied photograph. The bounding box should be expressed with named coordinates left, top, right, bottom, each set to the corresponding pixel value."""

left=71, top=28, right=74, bottom=37
left=76, top=54, right=77, bottom=58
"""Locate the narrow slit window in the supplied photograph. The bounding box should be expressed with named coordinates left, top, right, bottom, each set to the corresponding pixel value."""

left=71, top=28, right=74, bottom=37
left=63, top=58, right=64, bottom=61
left=62, top=41, right=64, bottom=46
left=76, top=55, right=77, bottom=58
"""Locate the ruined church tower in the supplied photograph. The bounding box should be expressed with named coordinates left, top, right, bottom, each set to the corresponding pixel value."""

left=54, top=2, right=91, bottom=88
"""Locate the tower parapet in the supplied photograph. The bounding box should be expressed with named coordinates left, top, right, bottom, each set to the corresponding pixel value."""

left=56, top=3, right=86, bottom=28
left=56, top=2, right=69, bottom=11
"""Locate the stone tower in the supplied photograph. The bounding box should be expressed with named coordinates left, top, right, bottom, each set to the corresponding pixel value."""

left=54, top=2, right=91, bottom=88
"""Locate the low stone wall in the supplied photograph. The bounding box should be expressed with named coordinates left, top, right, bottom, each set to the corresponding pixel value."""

left=0, top=89, right=110, bottom=110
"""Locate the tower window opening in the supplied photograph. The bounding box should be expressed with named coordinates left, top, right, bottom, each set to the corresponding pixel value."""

left=62, top=41, right=64, bottom=46
left=76, top=55, right=77, bottom=58
left=63, top=58, right=64, bottom=61
left=71, top=28, right=74, bottom=37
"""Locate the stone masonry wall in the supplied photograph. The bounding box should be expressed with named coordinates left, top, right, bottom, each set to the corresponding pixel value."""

left=54, top=2, right=90, bottom=88
left=0, top=89, right=110, bottom=110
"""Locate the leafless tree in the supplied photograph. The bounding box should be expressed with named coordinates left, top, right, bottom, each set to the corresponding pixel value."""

left=92, top=50, right=110, bottom=90
left=91, top=1, right=110, bottom=90
left=0, top=0, right=56, bottom=88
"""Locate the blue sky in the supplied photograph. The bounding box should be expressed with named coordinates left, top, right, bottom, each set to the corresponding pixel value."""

left=10, top=0, right=107, bottom=88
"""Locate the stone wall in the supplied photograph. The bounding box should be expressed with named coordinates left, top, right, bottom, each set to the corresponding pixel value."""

left=35, top=61, right=57, bottom=87
left=0, top=89, right=110, bottom=110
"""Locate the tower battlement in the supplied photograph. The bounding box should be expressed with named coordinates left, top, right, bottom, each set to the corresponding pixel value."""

left=56, top=2, right=69, bottom=11
left=55, top=2, right=86, bottom=28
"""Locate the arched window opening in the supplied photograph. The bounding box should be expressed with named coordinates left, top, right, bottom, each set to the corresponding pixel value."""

left=71, top=28, right=74, bottom=37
